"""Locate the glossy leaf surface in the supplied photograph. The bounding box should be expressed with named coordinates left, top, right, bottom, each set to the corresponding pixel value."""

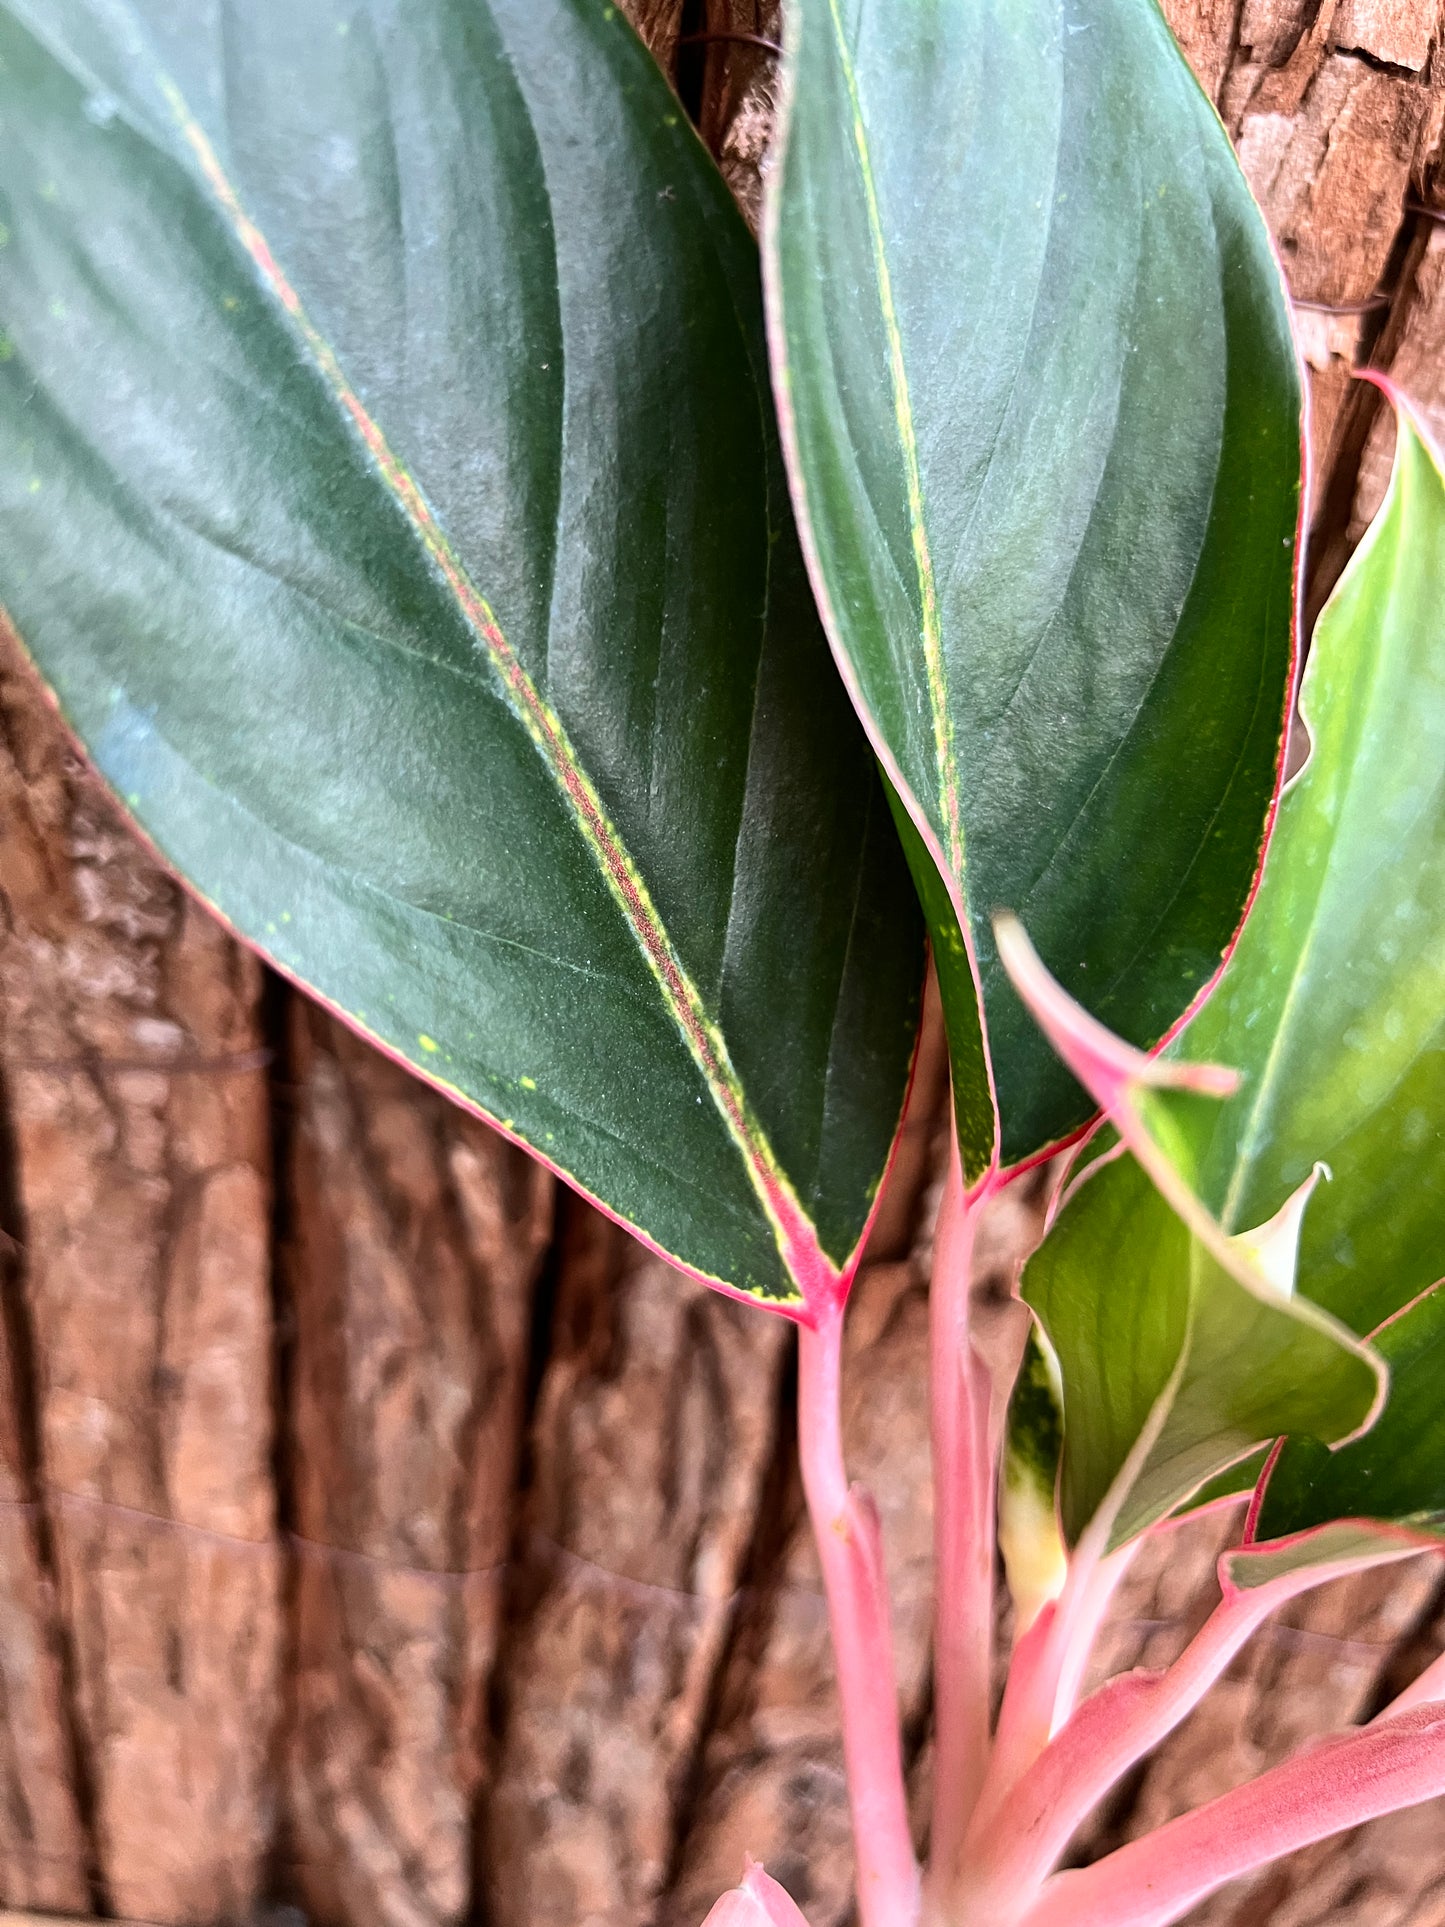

left=765, top=0, right=1301, bottom=1175
left=1001, top=920, right=1380, bottom=1548
left=1182, top=401, right=1445, bottom=1539
left=1151, top=398, right=1445, bottom=1542
left=0, top=0, right=923, bottom=1311
left=1259, top=1281, right=1445, bottom=1543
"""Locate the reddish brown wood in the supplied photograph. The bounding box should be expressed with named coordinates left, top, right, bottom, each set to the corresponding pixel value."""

left=0, top=1255, right=88, bottom=1914
left=1, top=7, right=1444, bottom=1926
left=0, top=622, right=280, bottom=1923
left=282, top=1004, right=553, bottom=1927
left=481, top=1206, right=792, bottom=1927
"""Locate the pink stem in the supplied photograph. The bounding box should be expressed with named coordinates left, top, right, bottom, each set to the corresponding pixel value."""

left=981, top=1533, right=1128, bottom=1812
left=960, top=1554, right=1341, bottom=1909
left=797, top=1302, right=920, bottom=1927
left=962, top=1536, right=1431, bottom=1919
left=1019, top=1703, right=1445, bottom=1927
left=1045, top=1537, right=1134, bottom=1730
left=981, top=1594, right=1061, bottom=1805
left=927, top=1137, right=997, bottom=1889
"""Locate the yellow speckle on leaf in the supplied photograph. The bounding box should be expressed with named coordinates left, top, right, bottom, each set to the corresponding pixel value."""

left=280, top=911, right=292, bottom=923
left=519, top=1074, right=537, bottom=1090
left=48, top=298, right=66, bottom=321
left=222, top=293, right=239, bottom=311
left=418, top=1033, right=439, bottom=1053
left=126, top=792, right=141, bottom=807
left=0, top=225, right=10, bottom=247
left=664, top=113, right=679, bottom=127
left=0, top=337, right=13, bottom=362
left=39, top=182, right=58, bottom=203
left=27, top=478, right=40, bottom=494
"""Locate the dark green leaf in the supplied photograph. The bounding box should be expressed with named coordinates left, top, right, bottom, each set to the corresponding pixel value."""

left=1260, top=1280, right=1445, bottom=1544
left=765, top=0, right=1301, bottom=1175
left=0, top=0, right=923, bottom=1310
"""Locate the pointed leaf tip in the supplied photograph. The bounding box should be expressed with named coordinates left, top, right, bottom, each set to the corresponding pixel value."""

left=993, top=915, right=1240, bottom=1117
left=1013, top=922, right=1383, bottom=1549
left=1231, top=1163, right=1328, bottom=1299
left=1018, top=375, right=1445, bottom=1551
left=699, top=1864, right=812, bottom=1926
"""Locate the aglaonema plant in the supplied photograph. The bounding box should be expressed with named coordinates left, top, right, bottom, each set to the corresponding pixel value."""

left=0, top=0, right=1441, bottom=1924
left=965, top=384, right=1445, bottom=1927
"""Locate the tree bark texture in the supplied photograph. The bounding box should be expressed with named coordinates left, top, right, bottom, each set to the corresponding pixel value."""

left=0, top=4, right=1442, bottom=1926
left=0, top=620, right=278, bottom=1922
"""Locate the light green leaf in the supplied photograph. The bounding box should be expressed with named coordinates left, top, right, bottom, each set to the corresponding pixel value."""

left=1161, top=395, right=1445, bottom=1544
left=1025, top=1151, right=1380, bottom=1547
left=1222, top=1519, right=1434, bottom=1593
left=1179, top=398, right=1445, bottom=1336
left=1017, top=394, right=1445, bottom=1545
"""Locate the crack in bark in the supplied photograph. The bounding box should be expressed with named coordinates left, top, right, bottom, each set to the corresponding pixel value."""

left=0, top=1057, right=106, bottom=1914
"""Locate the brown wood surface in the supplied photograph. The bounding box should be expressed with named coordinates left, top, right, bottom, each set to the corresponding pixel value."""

left=0, top=4, right=1442, bottom=1925
left=282, top=1004, right=552, bottom=1927
left=0, top=622, right=279, bottom=1922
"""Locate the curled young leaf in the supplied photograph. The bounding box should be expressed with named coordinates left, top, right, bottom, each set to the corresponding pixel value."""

left=1021, top=1136, right=1381, bottom=1548
left=0, top=0, right=924, bottom=1315
left=765, top=0, right=1302, bottom=1177
left=1003, top=920, right=1382, bottom=1548
left=1180, top=397, right=1445, bottom=1541
left=1000, top=1329, right=1068, bottom=1629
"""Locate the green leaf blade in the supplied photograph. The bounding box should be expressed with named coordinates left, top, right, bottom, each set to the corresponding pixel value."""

left=1260, top=1280, right=1445, bottom=1545
left=1023, top=1149, right=1378, bottom=1548
left=1018, top=393, right=1445, bottom=1549
left=1181, top=403, right=1445, bottom=1335
left=767, top=0, right=1302, bottom=1168
left=0, top=0, right=924, bottom=1309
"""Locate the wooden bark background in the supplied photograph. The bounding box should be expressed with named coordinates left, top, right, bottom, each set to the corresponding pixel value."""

left=0, top=3, right=1443, bottom=1925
